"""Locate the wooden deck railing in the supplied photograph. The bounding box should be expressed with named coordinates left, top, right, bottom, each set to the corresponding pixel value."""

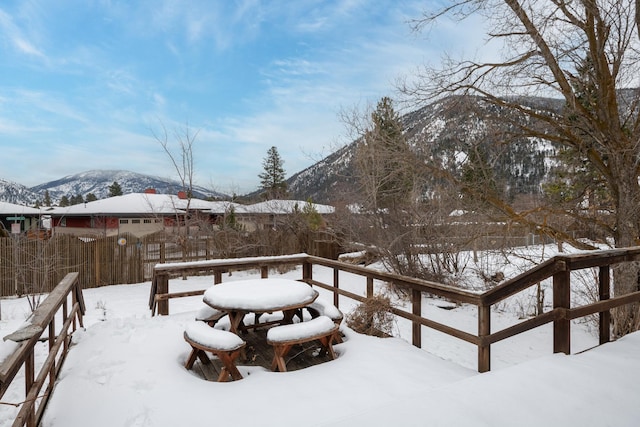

left=149, top=247, right=640, bottom=373
left=0, top=272, right=85, bottom=427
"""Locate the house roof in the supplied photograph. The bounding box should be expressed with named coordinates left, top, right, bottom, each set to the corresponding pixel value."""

left=0, top=201, right=43, bottom=216
left=48, top=193, right=192, bottom=216
left=239, top=199, right=335, bottom=215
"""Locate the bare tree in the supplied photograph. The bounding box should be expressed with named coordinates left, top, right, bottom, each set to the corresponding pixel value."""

left=404, top=0, right=640, bottom=335
left=152, top=122, right=202, bottom=267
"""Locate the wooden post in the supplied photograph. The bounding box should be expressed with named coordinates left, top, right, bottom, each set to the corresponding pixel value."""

left=160, top=241, right=166, bottom=263
left=261, top=265, right=269, bottom=278
left=553, top=269, right=571, bottom=354
left=333, top=267, right=339, bottom=308
left=366, top=277, right=374, bottom=298
left=157, top=274, right=169, bottom=316
left=598, top=265, right=611, bottom=345
left=302, top=260, right=313, bottom=282
left=25, top=350, right=35, bottom=427
left=478, top=304, right=491, bottom=373
left=214, top=270, right=222, bottom=284
left=412, top=289, right=421, bottom=348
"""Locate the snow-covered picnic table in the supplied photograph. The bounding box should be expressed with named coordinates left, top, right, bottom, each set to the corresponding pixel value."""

left=202, top=278, right=319, bottom=334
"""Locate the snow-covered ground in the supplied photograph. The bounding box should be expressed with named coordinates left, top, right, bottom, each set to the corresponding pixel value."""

left=1, top=245, right=639, bottom=426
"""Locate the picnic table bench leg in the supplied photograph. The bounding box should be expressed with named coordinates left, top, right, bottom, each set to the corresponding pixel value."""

left=216, top=349, right=244, bottom=382
left=271, top=344, right=293, bottom=372
left=185, top=348, right=212, bottom=370
left=318, top=336, right=337, bottom=359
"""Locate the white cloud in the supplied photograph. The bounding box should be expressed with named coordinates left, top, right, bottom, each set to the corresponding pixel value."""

left=0, top=8, right=46, bottom=60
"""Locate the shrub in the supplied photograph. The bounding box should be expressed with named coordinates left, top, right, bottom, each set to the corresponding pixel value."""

left=346, top=294, right=395, bottom=337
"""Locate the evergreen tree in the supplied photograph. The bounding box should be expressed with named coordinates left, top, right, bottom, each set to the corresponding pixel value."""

left=108, top=181, right=123, bottom=197
left=258, top=146, right=287, bottom=199
left=70, top=194, right=84, bottom=205
left=43, top=190, right=52, bottom=207
left=302, top=198, right=324, bottom=231
left=85, top=193, right=98, bottom=202
left=59, top=196, right=70, bottom=207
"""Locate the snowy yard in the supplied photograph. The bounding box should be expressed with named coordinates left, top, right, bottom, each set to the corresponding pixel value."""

left=1, top=248, right=639, bottom=426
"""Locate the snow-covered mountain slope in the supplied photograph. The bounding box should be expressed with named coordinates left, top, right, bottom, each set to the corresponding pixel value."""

left=0, top=170, right=226, bottom=205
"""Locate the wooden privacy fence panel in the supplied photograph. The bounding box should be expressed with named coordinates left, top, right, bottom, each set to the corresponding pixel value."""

left=0, top=230, right=342, bottom=297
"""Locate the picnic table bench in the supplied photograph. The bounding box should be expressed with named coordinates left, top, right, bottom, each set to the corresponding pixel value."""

left=267, top=315, right=339, bottom=372
left=183, top=321, right=246, bottom=382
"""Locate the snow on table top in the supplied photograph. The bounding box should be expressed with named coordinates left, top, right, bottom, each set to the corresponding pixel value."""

left=184, top=321, right=245, bottom=351
left=203, top=278, right=317, bottom=312
left=194, top=305, right=224, bottom=321
left=267, top=315, right=336, bottom=342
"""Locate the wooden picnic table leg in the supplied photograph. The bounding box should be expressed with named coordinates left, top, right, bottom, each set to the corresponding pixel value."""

left=228, top=310, right=247, bottom=334
left=281, top=309, right=297, bottom=325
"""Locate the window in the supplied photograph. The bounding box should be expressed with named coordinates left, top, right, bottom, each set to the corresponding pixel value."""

left=131, top=219, right=140, bottom=224
left=119, top=219, right=129, bottom=224
left=143, top=219, right=152, bottom=224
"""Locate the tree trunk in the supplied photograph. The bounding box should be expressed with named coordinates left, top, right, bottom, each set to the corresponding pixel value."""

left=612, top=172, right=640, bottom=337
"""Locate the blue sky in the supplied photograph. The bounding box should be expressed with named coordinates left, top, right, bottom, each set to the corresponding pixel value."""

left=0, top=0, right=486, bottom=195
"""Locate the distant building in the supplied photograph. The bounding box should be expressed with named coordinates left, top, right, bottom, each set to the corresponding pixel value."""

left=235, top=199, right=335, bottom=232
left=48, top=193, right=229, bottom=238
left=0, top=201, right=45, bottom=236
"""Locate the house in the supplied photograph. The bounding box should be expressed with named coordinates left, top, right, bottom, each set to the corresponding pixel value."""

left=0, top=201, right=45, bottom=236
left=48, top=192, right=223, bottom=238
left=233, top=199, right=335, bottom=232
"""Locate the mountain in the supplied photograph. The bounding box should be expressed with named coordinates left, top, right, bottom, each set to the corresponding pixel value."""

left=0, top=179, right=40, bottom=205
left=286, top=95, right=565, bottom=205
left=28, top=170, right=226, bottom=204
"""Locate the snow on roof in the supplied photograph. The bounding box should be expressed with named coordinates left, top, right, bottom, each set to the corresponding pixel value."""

left=48, top=193, right=189, bottom=216
left=207, top=200, right=242, bottom=214
left=0, top=201, right=43, bottom=215
left=241, top=199, right=335, bottom=215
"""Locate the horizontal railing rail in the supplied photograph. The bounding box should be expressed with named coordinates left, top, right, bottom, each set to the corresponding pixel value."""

left=0, top=272, right=85, bottom=427
left=150, top=247, right=640, bottom=372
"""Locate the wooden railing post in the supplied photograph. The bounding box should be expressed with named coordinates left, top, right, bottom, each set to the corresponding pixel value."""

left=214, top=270, right=222, bottom=284
left=598, top=265, right=611, bottom=345
left=260, top=265, right=269, bottom=278
left=366, top=277, right=373, bottom=298
left=302, top=260, right=313, bottom=282
left=478, top=304, right=491, bottom=373
left=412, top=289, right=422, bottom=348
left=25, top=350, right=35, bottom=427
left=553, top=269, right=571, bottom=354
left=157, top=273, right=169, bottom=316
left=333, top=267, right=339, bottom=308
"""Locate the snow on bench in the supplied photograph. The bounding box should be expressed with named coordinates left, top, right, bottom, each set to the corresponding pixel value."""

left=195, top=305, right=227, bottom=327
left=266, top=315, right=339, bottom=372
left=183, top=321, right=246, bottom=382
left=306, top=299, right=343, bottom=324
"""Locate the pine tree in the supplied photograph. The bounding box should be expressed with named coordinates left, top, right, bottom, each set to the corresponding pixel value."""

left=258, top=146, right=287, bottom=199
left=43, top=190, right=52, bottom=207
left=70, top=194, right=84, bottom=205
left=59, top=196, right=70, bottom=207
left=85, top=193, right=98, bottom=202
left=108, top=181, right=123, bottom=197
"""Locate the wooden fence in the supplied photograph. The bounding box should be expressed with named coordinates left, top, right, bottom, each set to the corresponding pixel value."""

left=0, top=231, right=341, bottom=297
left=0, top=272, right=85, bottom=427
left=150, top=248, right=640, bottom=373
